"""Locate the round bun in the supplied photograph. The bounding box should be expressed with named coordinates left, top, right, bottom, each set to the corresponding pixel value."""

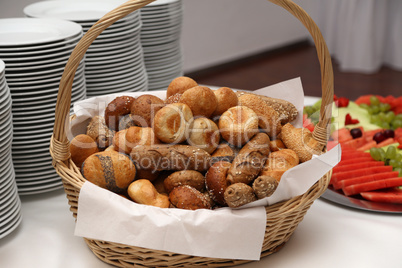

left=169, top=185, right=211, bottom=210
left=224, top=183, right=256, bottom=208
left=165, top=93, right=182, bottom=104
left=70, top=134, right=99, bottom=167
left=153, top=103, right=193, bottom=144
left=212, top=87, right=238, bottom=117
left=166, top=76, right=198, bottom=98
left=218, top=106, right=259, bottom=147
left=130, top=94, right=165, bottom=127
left=238, top=94, right=282, bottom=138
left=104, top=96, right=136, bottom=131
left=163, top=170, right=205, bottom=193
left=205, top=161, right=231, bottom=206
left=113, top=126, right=160, bottom=154
left=86, top=115, right=115, bottom=149
left=188, top=117, right=220, bottom=154
left=81, top=151, right=136, bottom=194
left=179, top=86, right=218, bottom=118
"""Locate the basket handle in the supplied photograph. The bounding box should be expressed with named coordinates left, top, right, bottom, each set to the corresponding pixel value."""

left=51, top=0, right=333, bottom=164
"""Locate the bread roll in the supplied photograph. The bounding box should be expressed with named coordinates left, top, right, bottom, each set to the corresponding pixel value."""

left=118, top=114, right=136, bottom=130
left=166, top=76, right=198, bottom=98
left=188, top=117, right=220, bottom=154
left=269, top=139, right=286, bottom=152
left=130, top=144, right=212, bottom=172
left=86, top=115, right=115, bottom=149
left=164, top=170, right=205, bottom=193
left=153, top=103, right=193, bottom=144
left=135, top=168, right=160, bottom=182
left=236, top=91, right=298, bottom=124
left=211, top=87, right=238, bottom=117
left=81, top=151, right=136, bottom=193
left=130, top=94, right=165, bottom=127
left=169, top=185, right=211, bottom=210
left=205, top=161, right=231, bottom=206
left=128, top=179, right=170, bottom=208
left=219, top=106, right=259, bottom=147
left=104, top=96, right=135, bottom=131
left=165, top=93, right=182, bottom=104
left=211, top=142, right=237, bottom=163
left=259, top=149, right=299, bottom=182
left=238, top=93, right=282, bottom=138
left=252, top=175, right=278, bottom=199
left=113, top=126, right=159, bottom=154
left=70, top=134, right=99, bottom=167
left=224, top=183, right=256, bottom=208
left=227, top=133, right=270, bottom=185
left=281, top=123, right=324, bottom=162
left=179, top=86, right=218, bottom=118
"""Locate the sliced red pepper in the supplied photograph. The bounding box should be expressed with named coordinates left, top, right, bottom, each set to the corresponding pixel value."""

left=345, top=113, right=359, bottom=125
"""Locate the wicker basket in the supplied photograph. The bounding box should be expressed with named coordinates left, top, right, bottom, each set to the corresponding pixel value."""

left=50, top=0, right=334, bottom=267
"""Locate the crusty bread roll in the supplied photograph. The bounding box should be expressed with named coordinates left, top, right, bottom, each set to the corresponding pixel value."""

left=188, top=117, right=220, bottom=154
left=211, top=87, right=238, bottom=117
left=252, top=175, right=278, bottom=199
left=81, top=151, right=136, bottom=194
left=166, top=76, right=198, bottom=98
left=238, top=93, right=282, bottom=138
left=179, top=86, right=218, bottom=118
left=224, top=183, right=256, bottom=208
left=113, top=126, right=159, bottom=154
left=104, top=96, right=135, bottom=131
left=236, top=91, right=298, bottom=124
left=219, top=106, right=259, bottom=147
left=70, top=134, right=99, bottom=168
left=169, top=185, right=211, bottom=210
left=165, top=93, right=182, bottom=104
left=153, top=103, right=193, bottom=144
left=211, top=142, right=237, bottom=163
left=135, top=168, right=160, bottom=182
left=227, top=133, right=270, bottom=185
left=281, top=123, right=324, bottom=162
left=163, top=170, right=205, bottom=193
left=269, top=139, right=286, bottom=152
left=86, top=115, right=115, bottom=149
left=128, top=179, right=170, bottom=208
left=130, top=94, right=165, bottom=127
left=205, top=161, right=231, bottom=206
left=130, top=144, right=212, bottom=172
left=259, top=149, right=299, bottom=182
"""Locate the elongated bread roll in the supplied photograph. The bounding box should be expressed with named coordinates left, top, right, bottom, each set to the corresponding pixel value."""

left=227, top=133, right=270, bottom=185
left=130, top=144, right=212, bottom=172
left=259, top=149, right=299, bottom=182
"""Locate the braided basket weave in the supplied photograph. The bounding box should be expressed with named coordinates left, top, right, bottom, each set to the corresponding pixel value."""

left=50, top=0, right=334, bottom=267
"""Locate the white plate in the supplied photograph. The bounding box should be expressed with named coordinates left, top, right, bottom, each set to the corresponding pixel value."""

left=0, top=40, right=78, bottom=57
left=0, top=196, right=20, bottom=227
left=0, top=209, right=22, bottom=239
left=12, top=154, right=53, bottom=163
left=24, top=0, right=132, bottom=22
left=17, top=183, right=63, bottom=195
left=0, top=18, right=82, bottom=46
left=84, top=52, right=144, bottom=72
left=85, top=64, right=144, bottom=81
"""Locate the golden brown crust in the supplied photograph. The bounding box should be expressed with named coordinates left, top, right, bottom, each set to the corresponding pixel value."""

left=130, top=94, right=165, bottom=127
left=113, top=126, right=159, bottom=154
left=259, top=149, right=299, bottom=182
left=153, top=103, right=193, bottom=144
left=218, top=106, right=259, bottom=147
left=130, top=144, right=212, bottom=172
left=165, top=93, right=183, bottom=104
left=205, top=161, right=231, bottom=206
left=236, top=91, right=298, bottom=124
left=211, top=87, right=238, bottom=117
left=127, top=179, right=170, bottom=208
left=70, top=134, right=99, bottom=168
left=188, top=117, right=220, bottom=154
left=227, top=133, right=270, bottom=185
left=269, top=139, right=286, bottom=152
left=104, top=96, right=136, bottom=131
left=179, top=86, right=218, bottom=118
left=211, top=142, right=237, bottom=163
left=252, top=175, right=278, bottom=199
left=280, top=123, right=324, bottom=162
left=169, top=185, right=211, bottom=210
left=224, top=183, right=256, bottom=208
left=164, top=170, right=206, bottom=193
left=86, top=115, right=115, bottom=149
left=238, top=93, right=282, bottom=138
left=166, top=76, right=198, bottom=98
left=81, top=151, right=136, bottom=193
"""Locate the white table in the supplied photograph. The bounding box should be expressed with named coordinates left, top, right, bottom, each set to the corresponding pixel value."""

left=1, top=96, right=402, bottom=267
left=0, top=188, right=401, bottom=268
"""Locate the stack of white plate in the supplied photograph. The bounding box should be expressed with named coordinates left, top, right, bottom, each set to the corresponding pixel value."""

left=0, top=18, right=85, bottom=195
left=140, top=0, right=184, bottom=91
left=0, top=59, right=22, bottom=239
left=24, top=0, right=148, bottom=98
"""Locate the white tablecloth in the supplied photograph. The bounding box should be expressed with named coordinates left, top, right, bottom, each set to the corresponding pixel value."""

left=1, top=96, right=402, bottom=268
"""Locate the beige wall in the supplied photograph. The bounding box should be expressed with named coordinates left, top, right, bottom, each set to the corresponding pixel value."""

left=0, top=0, right=316, bottom=72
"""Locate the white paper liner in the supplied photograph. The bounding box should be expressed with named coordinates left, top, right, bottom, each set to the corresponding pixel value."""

left=72, top=77, right=341, bottom=260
